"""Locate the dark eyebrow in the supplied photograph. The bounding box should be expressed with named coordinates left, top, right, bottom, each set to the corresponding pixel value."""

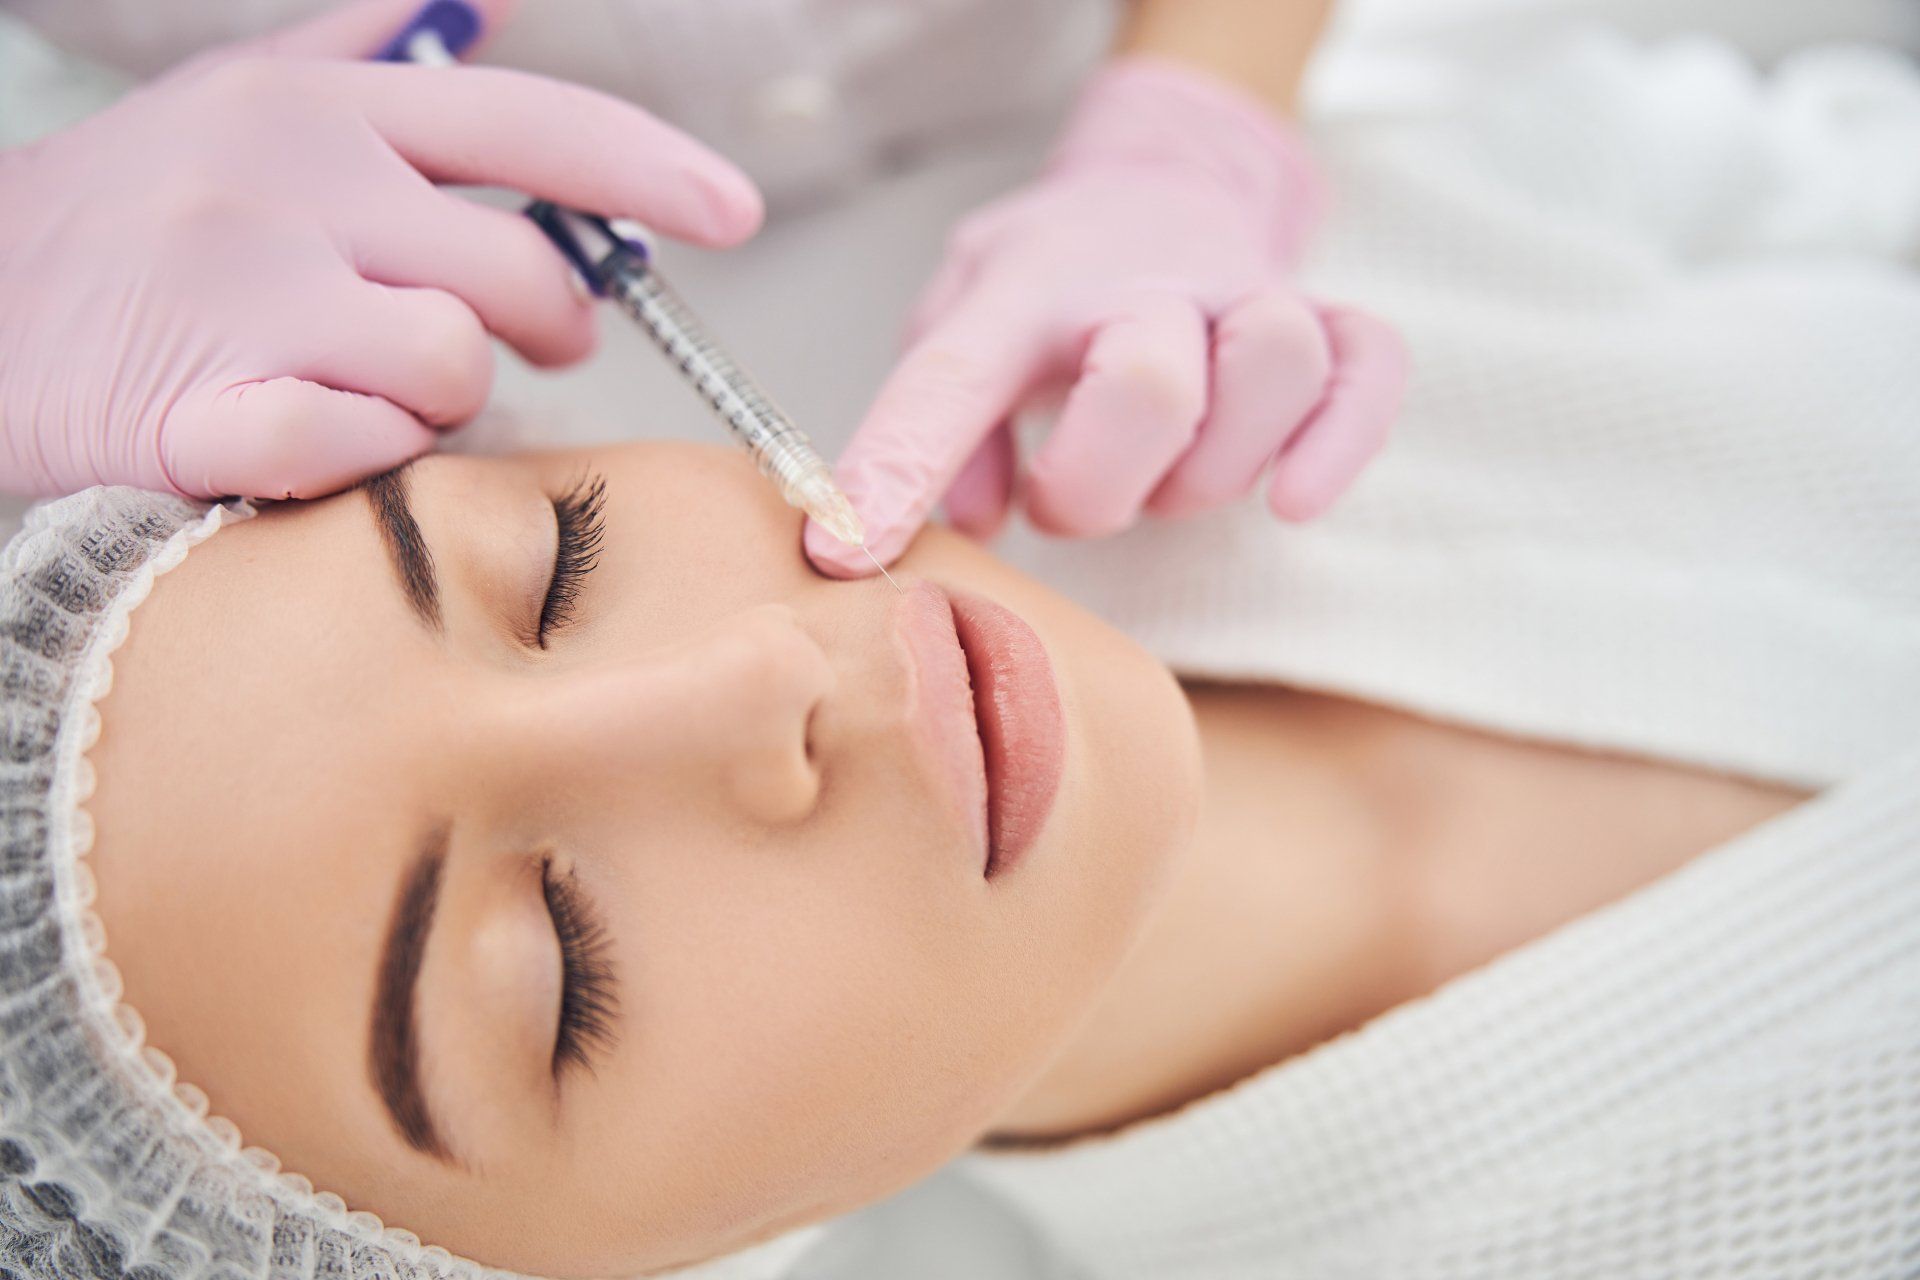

left=370, top=831, right=453, bottom=1162
left=360, top=467, right=442, bottom=631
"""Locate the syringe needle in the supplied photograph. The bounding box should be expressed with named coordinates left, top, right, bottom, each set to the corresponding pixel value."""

left=865, top=547, right=904, bottom=593
left=793, top=475, right=903, bottom=592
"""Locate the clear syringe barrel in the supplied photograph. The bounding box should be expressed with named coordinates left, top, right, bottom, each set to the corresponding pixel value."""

left=525, top=201, right=865, bottom=547
left=605, top=261, right=831, bottom=509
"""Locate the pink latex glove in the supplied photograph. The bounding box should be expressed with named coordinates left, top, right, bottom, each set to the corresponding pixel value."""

left=807, top=56, right=1407, bottom=576
left=0, top=0, right=763, bottom=499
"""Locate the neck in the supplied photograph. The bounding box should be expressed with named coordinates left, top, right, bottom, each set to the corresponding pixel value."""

left=986, top=681, right=1808, bottom=1146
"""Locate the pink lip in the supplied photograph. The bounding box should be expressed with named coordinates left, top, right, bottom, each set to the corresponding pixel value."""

left=897, top=582, right=1064, bottom=879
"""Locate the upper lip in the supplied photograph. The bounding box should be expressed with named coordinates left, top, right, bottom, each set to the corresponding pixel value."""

left=890, top=579, right=1065, bottom=878
left=895, top=581, right=992, bottom=868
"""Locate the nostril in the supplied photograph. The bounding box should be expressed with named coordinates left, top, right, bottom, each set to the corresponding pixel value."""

left=709, top=603, right=836, bottom=824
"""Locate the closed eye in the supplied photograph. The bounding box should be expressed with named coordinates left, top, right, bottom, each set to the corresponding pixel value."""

left=539, top=856, right=618, bottom=1080
left=538, top=472, right=607, bottom=647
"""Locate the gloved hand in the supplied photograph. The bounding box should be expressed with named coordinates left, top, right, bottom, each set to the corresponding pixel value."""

left=0, top=0, right=763, bottom=499
left=806, top=56, right=1406, bottom=576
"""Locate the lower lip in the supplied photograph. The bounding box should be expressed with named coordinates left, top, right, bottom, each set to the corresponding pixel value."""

left=947, top=590, right=1065, bottom=878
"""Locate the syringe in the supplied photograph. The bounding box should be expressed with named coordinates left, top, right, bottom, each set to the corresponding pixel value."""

left=527, top=206, right=894, bottom=585
left=382, top=2, right=897, bottom=586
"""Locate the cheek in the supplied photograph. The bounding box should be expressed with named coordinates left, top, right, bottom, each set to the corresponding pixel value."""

left=566, top=807, right=1027, bottom=1253
left=590, top=651, right=1194, bottom=1260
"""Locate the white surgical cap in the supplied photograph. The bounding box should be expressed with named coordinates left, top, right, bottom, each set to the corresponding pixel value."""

left=0, top=487, right=821, bottom=1280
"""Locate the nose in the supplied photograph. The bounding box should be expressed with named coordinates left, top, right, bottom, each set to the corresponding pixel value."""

left=495, top=604, right=838, bottom=827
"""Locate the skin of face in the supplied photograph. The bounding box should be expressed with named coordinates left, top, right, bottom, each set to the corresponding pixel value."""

left=83, top=443, right=1200, bottom=1277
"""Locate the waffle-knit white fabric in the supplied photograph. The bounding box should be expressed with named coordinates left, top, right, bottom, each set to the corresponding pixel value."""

left=963, top=751, right=1920, bottom=1279
left=961, top=24, right=1920, bottom=1280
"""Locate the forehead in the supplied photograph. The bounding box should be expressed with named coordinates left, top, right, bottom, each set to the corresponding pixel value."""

left=99, top=476, right=437, bottom=794
left=79, top=483, right=436, bottom=1174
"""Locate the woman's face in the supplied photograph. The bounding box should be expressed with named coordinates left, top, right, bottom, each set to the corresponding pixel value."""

left=85, top=444, right=1199, bottom=1276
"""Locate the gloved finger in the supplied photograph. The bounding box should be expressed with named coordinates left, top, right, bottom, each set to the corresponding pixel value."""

left=1265, top=305, right=1408, bottom=521
left=943, top=424, right=1017, bottom=539
left=300, top=281, right=495, bottom=427
left=207, top=0, right=518, bottom=64
left=350, top=187, right=595, bottom=368
left=1024, top=294, right=1209, bottom=538
left=163, top=378, right=438, bottom=500
left=1147, top=289, right=1331, bottom=519
left=332, top=62, right=764, bottom=247
left=804, top=290, right=1046, bottom=577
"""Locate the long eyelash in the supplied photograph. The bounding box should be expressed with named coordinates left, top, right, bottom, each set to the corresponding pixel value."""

left=539, top=857, right=618, bottom=1080
left=537, top=472, right=608, bottom=646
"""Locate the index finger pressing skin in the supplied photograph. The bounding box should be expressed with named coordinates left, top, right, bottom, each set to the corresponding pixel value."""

left=805, top=295, right=1046, bottom=576
left=326, top=61, right=764, bottom=247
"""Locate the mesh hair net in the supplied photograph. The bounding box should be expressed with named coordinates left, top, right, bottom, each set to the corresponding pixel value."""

left=0, top=487, right=823, bottom=1280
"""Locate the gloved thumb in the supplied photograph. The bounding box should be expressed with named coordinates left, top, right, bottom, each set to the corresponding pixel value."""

left=163, top=379, right=440, bottom=500
left=220, top=0, right=519, bottom=63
